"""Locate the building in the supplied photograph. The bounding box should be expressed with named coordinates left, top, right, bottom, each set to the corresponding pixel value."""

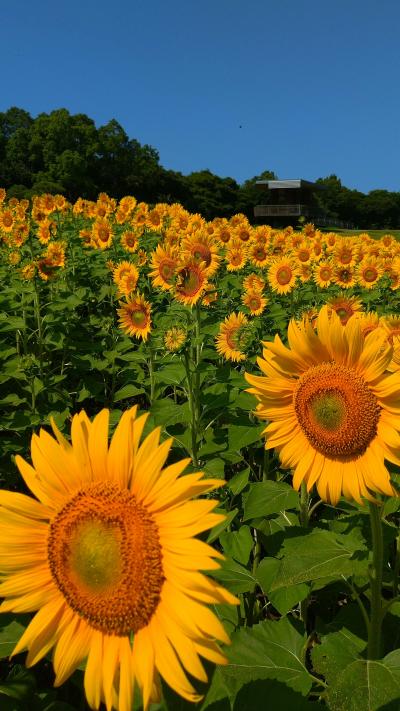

left=254, top=178, right=329, bottom=226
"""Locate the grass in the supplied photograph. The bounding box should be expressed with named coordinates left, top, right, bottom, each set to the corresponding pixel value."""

left=326, top=228, right=400, bottom=240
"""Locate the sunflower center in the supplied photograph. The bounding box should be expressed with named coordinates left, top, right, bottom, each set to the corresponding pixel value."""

left=249, top=296, right=261, bottom=309
left=276, top=267, right=292, bottom=285
left=131, top=307, right=147, bottom=325
left=160, top=261, right=175, bottom=280
left=320, top=268, right=331, bottom=280
left=338, top=269, right=352, bottom=282
left=294, top=363, right=380, bottom=457
left=335, top=306, right=352, bottom=323
left=310, top=393, right=346, bottom=431
left=48, top=482, right=164, bottom=636
left=363, top=267, right=378, bottom=282
left=298, top=250, right=309, bottom=262
left=340, top=249, right=352, bottom=264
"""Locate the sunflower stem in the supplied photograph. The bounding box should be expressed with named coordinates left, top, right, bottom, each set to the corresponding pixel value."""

left=148, top=350, right=155, bottom=406
left=183, top=351, right=199, bottom=467
left=299, top=481, right=310, bottom=527
left=392, top=532, right=400, bottom=598
left=32, top=277, right=44, bottom=375
left=367, top=501, right=384, bottom=660
left=299, top=481, right=310, bottom=627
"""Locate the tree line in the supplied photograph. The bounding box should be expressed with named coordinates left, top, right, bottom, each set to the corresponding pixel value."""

left=1, top=107, right=399, bottom=228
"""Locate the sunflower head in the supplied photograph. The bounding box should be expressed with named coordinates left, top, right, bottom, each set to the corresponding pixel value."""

left=174, top=261, right=208, bottom=305
left=0, top=408, right=237, bottom=710
left=245, top=305, right=400, bottom=504
left=117, top=292, right=152, bottom=341
left=163, top=325, right=188, bottom=352
left=326, top=294, right=363, bottom=325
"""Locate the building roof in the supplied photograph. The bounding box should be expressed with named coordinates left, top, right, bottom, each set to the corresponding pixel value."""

left=256, top=179, right=324, bottom=190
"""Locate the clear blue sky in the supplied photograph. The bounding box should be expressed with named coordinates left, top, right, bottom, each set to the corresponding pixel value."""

left=1, top=0, right=399, bottom=193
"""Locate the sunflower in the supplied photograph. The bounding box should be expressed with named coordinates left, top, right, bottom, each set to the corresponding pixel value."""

left=249, top=242, right=269, bottom=267
left=46, top=242, right=66, bottom=268
left=113, top=262, right=137, bottom=286
left=20, top=263, right=36, bottom=280
left=0, top=209, right=14, bottom=233
left=267, top=258, right=298, bottom=295
left=0, top=187, right=6, bottom=203
left=326, top=294, right=363, bottom=325
left=174, top=262, right=208, bottom=306
left=234, top=223, right=252, bottom=243
left=380, top=315, right=400, bottom=348
left=299, top=264, right=313, bottom=283
left=117, top=293, right=152, bottom=341
left=119, top=272, right=141, bottom=297
left=164, top=326, right=187, bottom=352
left=37, top=257, right=58, bottom=281
left=226, top=244, right=247, bottom=271
left=242, top=290, right=268, bottom=316
left=334, top=239, right=356, bottom=267
left=333, top=265, right=356, bottom=289
left=355, top=312, right=382, bottom=339
left=314, top=261, right=334, bottom=288
left=181, top=232, right=221, bottom=276
left=120, top=231, right=139, bottom=253
left=92, top=219, right=113, bottom=250
left=215, top=312, right=248, bottom=362
left=245, top=306, right=400, bottom=504
left=243, top=273, right=265, bottom=292
left=357, top=258, right=383, bottom=289
left=0, top=408, right=236, bottom=711
left=295, top=241, right=312, bottom=265
left=216, top=222, right=232, bottom=245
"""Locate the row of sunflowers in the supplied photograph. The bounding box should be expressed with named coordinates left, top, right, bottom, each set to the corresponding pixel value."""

left=1, top=188, right=400, bottom=711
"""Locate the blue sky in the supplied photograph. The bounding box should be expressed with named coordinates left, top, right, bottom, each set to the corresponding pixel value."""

left=1, top=0, right=399, bottom=192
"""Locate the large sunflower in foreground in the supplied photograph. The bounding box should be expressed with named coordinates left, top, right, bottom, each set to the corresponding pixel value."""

left=0, top=408, right=237, bottom=711
left=245, top=306, right=400, bottom=504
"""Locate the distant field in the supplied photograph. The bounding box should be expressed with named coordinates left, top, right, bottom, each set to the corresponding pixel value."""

left=328, top=228, right=400, bottom=239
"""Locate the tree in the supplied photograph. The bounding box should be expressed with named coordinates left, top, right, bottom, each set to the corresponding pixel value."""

left=184, top=170, right=239, bottom=220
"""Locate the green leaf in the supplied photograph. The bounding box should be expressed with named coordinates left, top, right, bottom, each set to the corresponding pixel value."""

left=223, top=617, right=313, bottom=695
left=212, top=557, right=258, bottom=594
left=227, top=424, right=265, bottom=452
left=207, top=508, right=238, bottom=544
left=227, top=468, right=249, bottom=496
left=113, top=384, right=144, bottom=401
left=256, top=558, right=309, bottom=615
left=232, top=679, right=316, bottom=711
left=150, top=400, right=191, bottom=426
left=153, top=363, right=186, bottom=386
left=202, top=458, right=225, bottom=478
left=269, top=527, right=368, bottom=591
left=220, top=526, right=253, bottom=565
left=0, top=667, right=36, bottom=700
left=0, top=618, right=27, bottom=659
left=311, top=629, right=365, bottom=687
left=328, top=652, right=400, bottom=710
left=243, top=480, right=299, bottom=521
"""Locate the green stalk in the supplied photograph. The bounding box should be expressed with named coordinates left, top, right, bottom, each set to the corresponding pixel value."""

left=299, top=480, right=310, bottom=527
left=32, top=278, right=44, bottom=374
left=367, top=502, right=384, bottom=659
left=183, top=351, right=199, bottom=467
left=148, top=350, right=155, bottom=406
left=299, top=481, right=310, bottom=625
left=392, top=533, right=400, bottom=598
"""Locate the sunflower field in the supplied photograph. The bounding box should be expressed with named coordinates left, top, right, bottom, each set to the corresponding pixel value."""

left=1, top=188, right=400, bottom=711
